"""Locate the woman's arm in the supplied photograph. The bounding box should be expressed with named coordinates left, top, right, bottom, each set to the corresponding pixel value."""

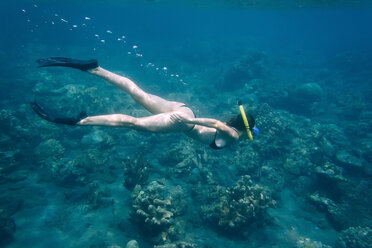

left=170, top=113, right=239, bottom=140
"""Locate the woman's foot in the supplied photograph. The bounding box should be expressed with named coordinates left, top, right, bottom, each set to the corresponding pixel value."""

left=36, top=57, right=98, bottom=71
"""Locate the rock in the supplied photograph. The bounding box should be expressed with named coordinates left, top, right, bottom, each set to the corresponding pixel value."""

left=200, top=175, right=275, bottom=232
left=126, top=240, right=139, bottom=248
left=82, top=129, right=105, bottom=144
left=7, top=170, right=29, bottom=183
left=308, top=193, right=340, bottom=216
left=314, top=162, right=347, bottom=183
left=336, top=150, right=363, bottom=168
left=292, top=83, right=324, bottom=102
left=130, top=181, right=187, bottom=242
left=122, top=155, right=149, bottom=191
left=335, top=226, right=372, bottom=248
left=0, top=216, right=15, bottom=246
left=295, top=237, right=332, bottom=248
left=34, top=139, right=65, bottom=162
left=154, top=242, right=197, bottom=248
left=218, top=52, right=268, bottom=91
left=319, top=137, right=336, bottom=157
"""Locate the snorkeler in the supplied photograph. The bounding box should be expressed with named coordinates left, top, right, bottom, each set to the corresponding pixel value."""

left=31, top=57, right=258, bottom=149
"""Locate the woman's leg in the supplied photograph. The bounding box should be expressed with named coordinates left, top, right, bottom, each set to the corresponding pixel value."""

left=78, top=111, right=192, bottom=132
left=88, top=67, right=184, bottom=114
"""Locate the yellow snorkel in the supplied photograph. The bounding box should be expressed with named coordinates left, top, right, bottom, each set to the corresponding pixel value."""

left=237, top=100, right=253, bottom=141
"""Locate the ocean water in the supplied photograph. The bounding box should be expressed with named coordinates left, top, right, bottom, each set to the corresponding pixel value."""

left=0, top=0, right=371, bottom=248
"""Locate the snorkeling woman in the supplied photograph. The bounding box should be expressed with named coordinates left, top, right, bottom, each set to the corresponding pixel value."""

left=31, top=57, right=258, bottom=150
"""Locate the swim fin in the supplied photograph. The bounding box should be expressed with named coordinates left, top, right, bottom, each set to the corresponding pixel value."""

left=31, top=101, right=87, bottom=126
left=36, top=57, right=98, bottom=71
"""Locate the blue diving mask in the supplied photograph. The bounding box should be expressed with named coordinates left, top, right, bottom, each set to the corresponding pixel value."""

left=252, top=126, right=260, bottom=136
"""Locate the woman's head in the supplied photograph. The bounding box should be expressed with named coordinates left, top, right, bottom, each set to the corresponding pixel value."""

left=226, top=113, right=255, bottom=132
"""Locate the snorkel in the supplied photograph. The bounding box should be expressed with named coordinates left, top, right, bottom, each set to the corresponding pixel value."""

left=237, top=100, right=253, bottom=141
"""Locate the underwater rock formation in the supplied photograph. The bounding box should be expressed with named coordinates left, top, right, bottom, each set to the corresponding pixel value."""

left=200, top=175, right=275, bottom=232
left=307, top=193, right=349, bottom=229
left=158, top=142, right=216, bottom=185
left=35, top=143, right=113, bottom=186
left=291, top=83, right=324, bottom=103
left=0, top=215, right=15, bottom=246
left=34, top=139, right=66, bottom=179
left=126, top=239, right=139, bottom=248
left=218, top=51, right=269, bottom=91
left=158, top=144, right=194, bottom=177
left=234, top=145, right=261, bottom=176
left=335, top=150, right=363, bottom=169
left=281, top=82, right=324, bottom=115
left=130, top=180, right=187, bottom=243
left=0, top=196, right=21, bottom=247
left=335, top=226, right=372, bottom=248
left=122, top=155, right=150, bottom=190
left=314, top=162, right=347, bottom=183
left=153, top=241, right=197, bottom=248
left=295, top=237, right=332, bottom=248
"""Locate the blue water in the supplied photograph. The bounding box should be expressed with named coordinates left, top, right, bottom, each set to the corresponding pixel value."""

left=0, top=1, right=371, bottom=248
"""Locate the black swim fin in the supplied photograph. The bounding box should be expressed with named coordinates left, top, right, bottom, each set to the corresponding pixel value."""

left=36, top=57, right=98, bottom=71
left=31, top=101, right=87, bottom=126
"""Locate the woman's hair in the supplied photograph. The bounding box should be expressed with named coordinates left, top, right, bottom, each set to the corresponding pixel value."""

left=226, top=113, right=255, bottom=131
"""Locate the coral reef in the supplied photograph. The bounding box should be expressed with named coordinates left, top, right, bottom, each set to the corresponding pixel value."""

left=290, top=83, right=324, bottom=103
left=158, top=144, right=194, bottom=177
left=122, top=155, right=150, bottom=190
left=335, top=226, right=372, bottom=248
left=307, top=192, right=353, bottom=229
left=0, top=196, right=22, bottom=247
left=200, top=175, right=275, bottom=232
left=153, top=241, right=197, bottom=248
left=218, top=52, right=269, bottom=91
left=0, top=215, right=15, bottom=246
left=130, top=180, right=187, bottom=243
left=314, top=162, right=347, bottom=183
left=233, top=145, right=261, bottom=176
left=126, top=239, right=139, bottom=248
left=335, top=150, right=363, bottom=169
left=35, top=143, right=114, bottom=186
left=295, top=237, right=332, bottom=248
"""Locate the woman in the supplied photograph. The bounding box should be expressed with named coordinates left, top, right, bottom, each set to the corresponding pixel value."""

left=31, top=57, right=257, bottom=150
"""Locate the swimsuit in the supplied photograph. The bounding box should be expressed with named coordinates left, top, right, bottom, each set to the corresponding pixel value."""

left=210, top=127, right=239, bottom=150
left=179, top=104, right=196, bottom=132
left=179, top=104, right=237, bottom=150
left=209, top=131, right=223, bottom=150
